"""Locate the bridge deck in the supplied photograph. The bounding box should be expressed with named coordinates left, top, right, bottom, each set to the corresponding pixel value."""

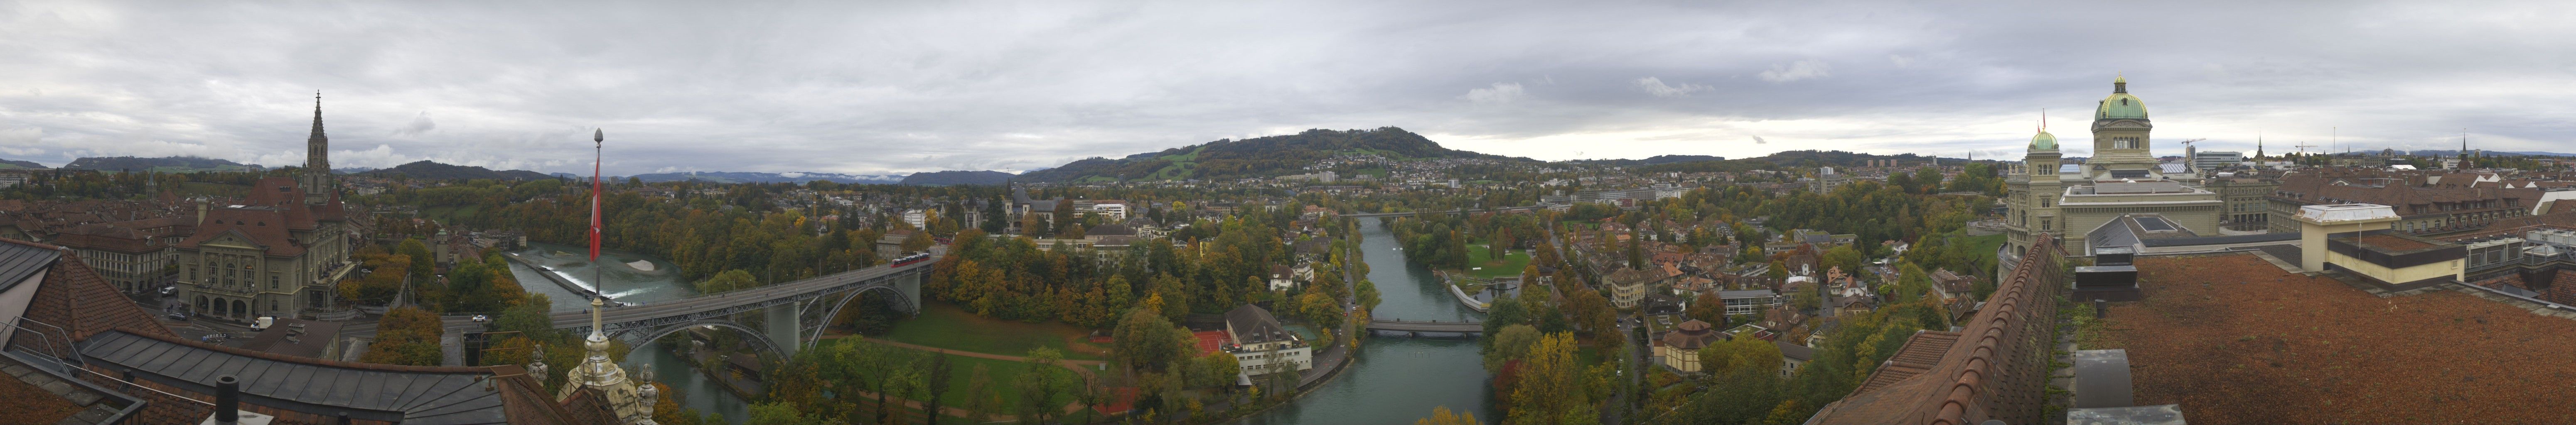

left=1366, top=319, right=1484, bottom=332
left=545, top=248, right=938, bottom=331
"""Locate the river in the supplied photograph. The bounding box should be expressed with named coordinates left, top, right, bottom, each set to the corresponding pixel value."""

left=1239, top=217, right=1499, bottom=424
left=504, top=242, right=752, bottom=422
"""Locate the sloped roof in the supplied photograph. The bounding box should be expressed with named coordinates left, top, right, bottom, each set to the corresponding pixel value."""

left=6, top=238, right=171, bottom=347
left=80, top=330, right=526, bottom=424
left=0, top=238, right=60, bottom=293
left=1223, top=304, right=1292, bottom=345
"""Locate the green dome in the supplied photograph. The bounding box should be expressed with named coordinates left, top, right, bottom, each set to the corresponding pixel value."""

left=2097, top=77, right=2148, bottom=120
left=2030, top=130, right=2058, bottom=150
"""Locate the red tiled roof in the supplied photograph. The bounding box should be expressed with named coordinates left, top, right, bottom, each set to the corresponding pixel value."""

left=179, top=207, right=306, bottom=257
left=1851, top=330, right=1960, bottom=395
left=5, top=239, right=172, bottom=347
left=1809, top=234, right=2065, bottom=425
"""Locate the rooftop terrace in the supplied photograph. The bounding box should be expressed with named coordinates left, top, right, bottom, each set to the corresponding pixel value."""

left=2104, top=253, right=2576, bottom=424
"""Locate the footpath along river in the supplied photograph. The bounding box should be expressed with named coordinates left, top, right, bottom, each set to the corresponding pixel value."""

left=1238, top=217, right=1498, bottom=424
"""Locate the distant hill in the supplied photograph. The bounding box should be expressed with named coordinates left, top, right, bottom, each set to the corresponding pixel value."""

left=0, top=159, right=45, bottom=169
left=627, top=171, right=906, bottom=184
left=1581, top=154, right=1727, bottom=166
left=1018, top=127, right=1528, bottom=183
left=358, top=161, right=554, bottom=181
left=900, top=170, right=1014, bottom=186
left=332, top=167, right=376, bottom=174
left=1630, top=150, right=1979, bottom=174
left=63, top=156, right=256, bottom=173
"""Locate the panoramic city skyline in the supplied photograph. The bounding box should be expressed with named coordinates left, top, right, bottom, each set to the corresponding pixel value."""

left=5, top=1, right=2573, bottom=176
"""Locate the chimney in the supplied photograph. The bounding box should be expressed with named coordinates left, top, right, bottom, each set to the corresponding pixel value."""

left=204, top=374, right=275, bottom=425
left=214, top=375, right=239, bottom=424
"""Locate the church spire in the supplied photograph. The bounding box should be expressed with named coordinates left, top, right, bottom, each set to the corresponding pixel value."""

left=307, top=91, right=328, bottom=173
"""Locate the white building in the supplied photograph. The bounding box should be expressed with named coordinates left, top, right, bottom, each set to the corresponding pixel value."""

left=1223, top=304, right=1314, bottom=374
left=2192, top=151, right=2243, bottom=171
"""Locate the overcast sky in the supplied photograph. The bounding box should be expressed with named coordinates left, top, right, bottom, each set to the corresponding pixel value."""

left=4, top=1, right=2574, bottom=176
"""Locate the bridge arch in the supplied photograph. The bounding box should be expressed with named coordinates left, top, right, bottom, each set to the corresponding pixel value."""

left=614, top=318, right=793, bottom=362
left=804, top=284, right=917, bottom=350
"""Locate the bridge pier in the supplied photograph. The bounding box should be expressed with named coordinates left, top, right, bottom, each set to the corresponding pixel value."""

left=767, top=301, right=802, bottom=358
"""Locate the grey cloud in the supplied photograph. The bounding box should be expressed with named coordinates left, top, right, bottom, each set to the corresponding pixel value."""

left=392, top=111, right=435, bottom=136
left=1758, top=60, right=1832, bottom=83
left=1635, top=77, right=1711, bottom=98
left=0, top=2, right=2571, bottom=173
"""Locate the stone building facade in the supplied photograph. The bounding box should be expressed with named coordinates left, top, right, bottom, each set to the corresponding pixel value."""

left=173, top=97, right=356, bottom=322
left=2005, top=77, right=2225, bottom=254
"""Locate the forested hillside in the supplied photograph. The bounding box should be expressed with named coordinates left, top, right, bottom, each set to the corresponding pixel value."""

left=1016, top=127, right=1528, bottom=183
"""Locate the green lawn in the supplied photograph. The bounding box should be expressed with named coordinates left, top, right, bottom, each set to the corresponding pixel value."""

left=819, top=338, right=1082, bottom=415
left=1960, top=233, right=2006, bottom=256
left=880, top=302, right=1107, bottom=360
left=1460, top=240, right=1532, bottom=280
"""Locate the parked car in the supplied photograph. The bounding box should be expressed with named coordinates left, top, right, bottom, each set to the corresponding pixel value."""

left=471, top=315, right=489, bottom=322
left=158, top=286, right=176, bottom=296
left=166, top=313, right=189, bottom=321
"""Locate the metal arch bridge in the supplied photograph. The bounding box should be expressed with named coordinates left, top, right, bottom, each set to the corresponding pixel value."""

left=545, top=247, right=939, bottom=359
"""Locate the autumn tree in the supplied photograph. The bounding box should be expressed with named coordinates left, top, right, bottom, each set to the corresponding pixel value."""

left=1418, top=405, right=1482, bottom=425
left=1111, top=309, right=1191, bottom=373
left=1506, top=332, right=1582, bottom=425
left=1686, top=292, right=1727, bottom=326
left=1014, top=347, right=1072, bottom=425
left=1563, top=288, right=1616, bottom=335
left=1482, top=324, right=1541, bottom=374
left=361, top=306, right=444, bottom=366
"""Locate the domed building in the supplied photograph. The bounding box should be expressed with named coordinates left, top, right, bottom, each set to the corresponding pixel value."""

left=2003, top=77, right=2226, bottom=259
left=1656, top=319, right=1721, bottom=372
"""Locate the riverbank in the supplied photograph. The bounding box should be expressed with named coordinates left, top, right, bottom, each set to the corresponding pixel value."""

left=1237, top=217, right=1496, bottom=424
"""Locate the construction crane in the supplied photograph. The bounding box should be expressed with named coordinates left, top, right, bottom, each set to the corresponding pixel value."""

left=2178, top=138, right=2207, bottom=147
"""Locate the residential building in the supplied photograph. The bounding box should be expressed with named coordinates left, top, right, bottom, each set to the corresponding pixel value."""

left=1223, top=304, right=1313, bottom=373
left=1715, top=289, right=1780, bottom=316
left=1607, top=266, right=1669, bottom=309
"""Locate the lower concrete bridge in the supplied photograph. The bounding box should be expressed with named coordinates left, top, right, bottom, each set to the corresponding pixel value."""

left=1365, top=318, right=1484, bottom=334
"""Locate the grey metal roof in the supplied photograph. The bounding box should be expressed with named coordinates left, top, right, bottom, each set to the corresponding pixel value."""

left=2136, top=232, right=2300, bottom=247
left=1716, top=289, right=1777, bottom=299
left=1223, top=304, right=1292, bottom=345
left=77, top=330, right=513, bottom=424
left=0, top=241, right=60, bottom=293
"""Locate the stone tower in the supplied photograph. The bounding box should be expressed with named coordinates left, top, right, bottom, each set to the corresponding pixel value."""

left=302, top=92, right=333, bottom=205
left=2085, top=76, right=2160, bottom=179
left=2007, top=115, right=2065, bottom=253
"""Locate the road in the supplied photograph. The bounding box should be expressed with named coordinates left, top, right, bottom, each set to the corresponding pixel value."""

left=540, top=247, right=941, bottom=332
left=1544, top=218, right=1642, bottom=425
